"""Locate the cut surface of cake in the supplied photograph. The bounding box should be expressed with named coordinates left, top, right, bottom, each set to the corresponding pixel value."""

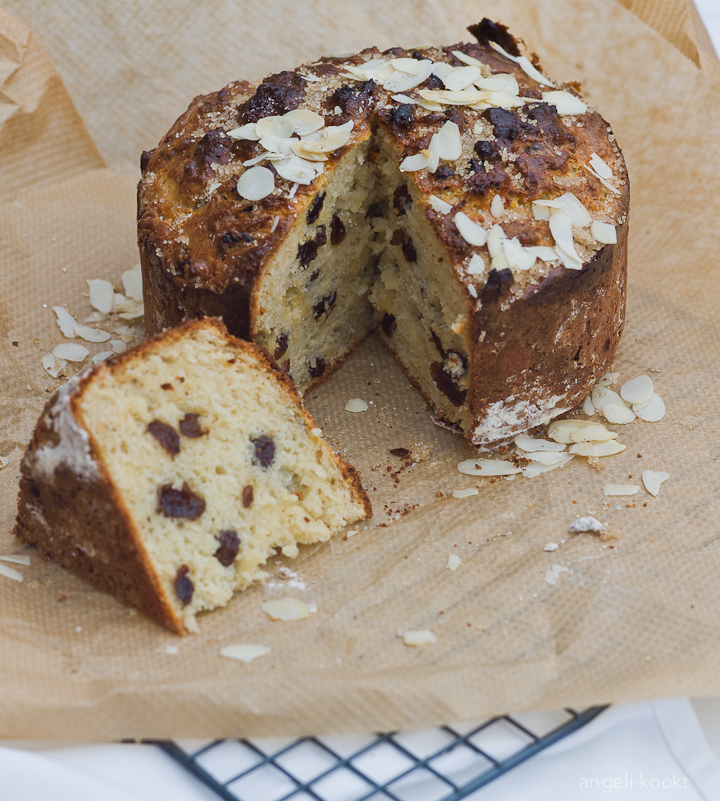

left=14, top=318, right=370, bottom=633
left=138, top=18, right=629, bottom=449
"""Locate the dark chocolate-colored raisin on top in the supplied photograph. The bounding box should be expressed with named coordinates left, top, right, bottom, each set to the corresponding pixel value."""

left=174, top=565, right=194, bottom=605
left=214, top=529, right=240, bottom=567
left=158, top=483, right=206, bottom=519
left=179, top=413, right=206, bottom=438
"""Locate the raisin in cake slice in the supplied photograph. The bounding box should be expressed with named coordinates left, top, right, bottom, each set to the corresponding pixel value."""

left=15, top=318, right=370, bottom=634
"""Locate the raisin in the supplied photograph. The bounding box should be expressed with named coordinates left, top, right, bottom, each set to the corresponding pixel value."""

left=330, top=214, right=346, bottom=245
left=434, top=165, right=455, bottom=181
left=425, top=74, right=444, bottom=90
left=393, top=185, right=411, bottom=216
left=309, top=357, right=326, bottom=378
left=252, top=435, right=275, bottom=468
left=274, top=333, right=288, bottom=361
left=297, top=226, right=327, bottom=267
left=214, top=530, right=240, bottom=567
left=402, top=239, right=417, bottom=263
left=158, top=483, right=206, bottom=519
left=174, top=565, right=194, bottom=606
left=474, top=140, right=498, bottom=160
left=390, top=229, right=405, bottom=246
left=481, top=267, right=515, bottom=304
left=328, top=81, right=375, bottom=118
left=242, top=485, right=254, bottom=508
left=281, top=360, right=290, bottom=373
left=140, top=149, right=155, bottom=171
left=309, top=270, right=319, bottom=282
left=430, top=362, right=467, bottom=408
left=242, top=71, right=306, bottom=122
left=390, top=447, right=411, bottom=460
left=179, top=413, right=206, bottom=438
left=147, top=420, right=180, bottom=456
left=381, top=312, right=396, bottom=336
left=313, top=290, right=337, bottom=319
left=388, top=103, right=415, bottom=127
left=306, top=191, right=326, bottom=224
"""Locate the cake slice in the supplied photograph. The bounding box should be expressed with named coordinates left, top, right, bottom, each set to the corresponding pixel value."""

left=14, top=318, right=371, bottom=633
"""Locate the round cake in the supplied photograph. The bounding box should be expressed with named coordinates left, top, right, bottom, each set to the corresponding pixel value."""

left=137, top=18, right=629, bottom=449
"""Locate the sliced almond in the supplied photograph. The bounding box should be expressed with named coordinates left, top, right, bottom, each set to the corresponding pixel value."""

left=400, top=150, right=432, bottom=172
left=220, top=644, right=271, bottom=663
left=570, top=424, right=618, bottom=443
left=0, top=553, right=30, bottom=566
left=466, top=253, right=486, bottom=275
left=635, top=393, right=666, bottom=422
left=521, top=451, right=568, bottom=466
left=514, top=434, right=566, bottom=452
left=92, top=351, right=113, bottom=365
left=642, top=470, right=670, bottom=497
left=442, top=65, right=482, bottom=91
left=569, top=440, right=626, bottom=457
left=541, top=90, right=587, bottom=115
left=0, top=563, right=23, bottom=582
left=255, top=115, right=296, bottom=139
left=476, top=73, right=519, bottom=94
left=556, top=193, right=592, bottom=228
left=457, top=459, right=522, bottom=476
left=589, top=152, right=613, bottom=180
left=428, top=194, right=452, bottom=215
left=568, top=516, right=605, bottom=533
left=384, top=59, right=434, bottom=92
left=227, top=123, right=260, bottom=141
left=53, top=306, right=78, bottom=338
left=603, top=483, right=640, bottom=496
left=602, top=403, right=635, bottom=424
left=452, top=488, right=478, bottom=499
left=620, top=375, right=654, bottom=406
left=582, top=396, right=596, bottom=416
left=454, top=212, right=487, bottom=246
left=402, top=630, right=436, bottom=646
left=261, top=598, right=310, bottom=621
left=53, top=343, right=89, bottom=362
left=74, top=324, right=112, bottom=343
left=548, top=419, right=603, bottom=444
left=345, top=398, right=368, bottom=412
left=522, top=454, right=574, bottom=476
left=274, top=157, right=319, bottom=185
left=503, top=237, right=535, bottom=271
left=237, top=166, right=275, bottom=200
left=591, top=222, right=617, bottom=244
left=591, top=386, right=628, bottom=411
left=447, top=554, right=462, bottom=570
left=490, top=195, right=504, bottom=217
left=437, top=120, right=462, bottom=161
left=87, top=279, right=115, bottom=314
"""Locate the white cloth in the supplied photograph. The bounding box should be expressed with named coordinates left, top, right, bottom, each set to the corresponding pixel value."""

left=2, top=699, right=720, bottom=800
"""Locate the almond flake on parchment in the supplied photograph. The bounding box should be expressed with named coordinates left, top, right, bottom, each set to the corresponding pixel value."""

left=602, top=403, right=635, bottom=425
left=620, top=375, right=654, bottom=406
left=237, top=165, right=275, bottom=200
left=642, top=470, right=670, bottom=497
left=634, top=393, right=666, bottom=422
left=454, top=212, right=487, bottom=246
left=568, top=516, right=606, bottom=533
left=402, top=630, right=436, bottom=646
left=220, top=644, right=271, bottom=663
left=428, top=195, right=453, bottom=215
left=261, top=598, right=310, bottom=621
left=452, top=488, right=478, bottom=499
left=603, top=483, right=640, bottom=496
left=0, top=563, right=23, bottom=582
left=447, top=554, right=462, bottom=570
left=345, top=398, right=368, bottom=412
left=0, top=554, right=30, bottom=565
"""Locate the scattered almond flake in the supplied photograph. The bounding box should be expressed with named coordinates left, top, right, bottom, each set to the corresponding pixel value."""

left=435, top=120, right=461, bottom=161
left=591, top=222, right=617, bottom=244
left=0, top=563, right=23, bottom=582
left=556, top=193, right=592, bottom=228
left=110, top=339, right=126, bottom=354
left=549, top=213, right=582, bottom=267
left=591, top=386, right=629, bottom=411
left=428, top=194, right=452, bottom=215
left=620, top=375, right=654, bottom=406
left=345, top=398, right=368, bottom=412
left=452, top=487, right=478, bottom=499
left=548, top=419, right=606, bottom=444
left=85, top=311, right=110, bottom=323
left=442, top=64, right=482, bottom=91
left=583, top=163, right=622, bottom=195
left=402, top=630, right=436, bottom=647
left=345, top=530, right=358, bottom=538
left=300, top=72, right=323, bottom=82
left=589, top=152, right=613, bottom=180
left=642, top=470, right=670, bottom=497
left=116, top=300, right=145, bottom=320
left=418, top=88, right=490, bottom=106
left=487, top=40, right=554, bottom=86
left=476, top=73, right=519, bottom=94
left=294, top=123, right=352, bottom=156
left=520, top=450, right=568, bottom=466
left=527, top=245, right=558, bottom=262
left=121, top=264, right=143, bottom=302
left=220, top=644, right=271, bottom=663
left=568, top=516, right=606, bottom=533
left=42, top=354, right=67, bottom=378
left=53, top=343, right=89, bottom=362
left=310, top=427, right=323, bottom=437
left=74, top=324, right=112, bottom=343
left=467, top=284, right=478, bottom=298
left=542, top=90, right=587, bottom=115
left=603, top=483, right=640, bottom=496
left=490, top=195, right=504, bottom=217
left=603, top=403, right=635, bottom=425
left=635, top=393, right=666, bottom=422
left=514, top=434, right=566, bottom=452
left=543, top=543, right=559, bottom=552
left=569, top=440, right=626, bottom=457
left=400, top=150, right=432, bottom=172
left=113, top=292, right=128, bottom=309
left=454, top=212, right=487, bottom=246
left=0, top=554, right=30, bottom=565
left=92, top=351, right=113, bottom=364
left=457, top=458, right=521, bottom=476
left=545, top=564, right=568, bottom=585
left=451, top=49, right=483, bottom=68
left=237, top=165, right=275, bottom=200
left=384, top=58, right=434, bottom=92
left=228, top=123, right=260, bottom=141
left=287, top=182, right=300, bottom=199
left=503, top=237, right=535, bottom=271
left=582, top=396, right=596, bottom=416
left=53, top=306, right=78, bottom=338
left=261, top=598, right=310, bottom=621
left=87, top=279, right=115, bottom=314
left=270, top=216, right=279, bottom=233
left=275, top=156, right=320, bottom=185
left=165, top=645, right=179, bottom=655
left=256, top=115, right=296, bottom=139
left=598, top=372, right=620, bottom=387
left=391, top=93, right=416, bottom=104
left=447, top=554, right=462, bottom=570
left=570, top=424, right=617, bottom=443
left=523, top=454, right=574, bottom=476
left=467, top=253, right=486, bottom=275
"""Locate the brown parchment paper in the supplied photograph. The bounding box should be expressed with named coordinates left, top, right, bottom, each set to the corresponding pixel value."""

left=1, top=0, right=720, bottom=740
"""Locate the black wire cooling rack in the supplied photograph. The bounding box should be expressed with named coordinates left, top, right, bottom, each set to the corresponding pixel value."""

left=145, top=705, right=608, bottom=800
